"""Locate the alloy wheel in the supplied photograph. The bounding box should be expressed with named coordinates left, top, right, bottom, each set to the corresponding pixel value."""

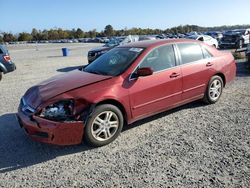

left=91, top=111, right=119, bottom=141
left=209, top=79, right=222, bottom=101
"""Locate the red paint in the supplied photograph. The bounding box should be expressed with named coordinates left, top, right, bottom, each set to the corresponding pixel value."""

left=17, top=39, right=236, bottom=145
left=18, top=108, right=83, bottom=145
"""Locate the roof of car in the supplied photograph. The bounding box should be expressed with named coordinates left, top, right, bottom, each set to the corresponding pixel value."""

left=119, top=38, right=201, bottom=49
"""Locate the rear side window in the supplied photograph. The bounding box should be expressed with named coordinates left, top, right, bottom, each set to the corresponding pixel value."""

left=177, top=43, right=203, bottom=64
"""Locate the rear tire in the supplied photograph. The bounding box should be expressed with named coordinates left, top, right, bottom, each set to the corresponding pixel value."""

left=203, top=76, right=223, bottom=104
left=84, top=104, right=124, bottom=147
left=0, top=72, right=2, bottom=81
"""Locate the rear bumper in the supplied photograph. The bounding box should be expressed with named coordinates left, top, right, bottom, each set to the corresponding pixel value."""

left=17, top=107, right=84, bottom=146
left=0, top=62, right=16, bottom=74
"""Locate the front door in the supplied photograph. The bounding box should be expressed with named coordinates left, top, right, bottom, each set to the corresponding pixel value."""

left=128, top=44, right=182, bottom=120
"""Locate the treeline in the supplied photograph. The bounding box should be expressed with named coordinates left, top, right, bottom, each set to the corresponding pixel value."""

left=1, top=24, right=250, bottom=43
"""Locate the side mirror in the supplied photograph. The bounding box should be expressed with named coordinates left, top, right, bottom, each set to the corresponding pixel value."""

left=136, top=67, right=153, bottom=77
left=198, top=37, right=204, bottom=41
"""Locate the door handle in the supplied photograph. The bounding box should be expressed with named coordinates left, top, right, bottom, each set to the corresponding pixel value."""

left=206, top=62, right=213, bottom=67
left=170, top=72, right=180, bottom=78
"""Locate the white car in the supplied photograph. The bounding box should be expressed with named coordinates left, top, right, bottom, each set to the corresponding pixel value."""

left=187, top=35, right=218, bottom=48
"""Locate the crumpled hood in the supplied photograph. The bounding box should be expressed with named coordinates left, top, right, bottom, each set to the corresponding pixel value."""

left=23, top=70, right=112, bottom=108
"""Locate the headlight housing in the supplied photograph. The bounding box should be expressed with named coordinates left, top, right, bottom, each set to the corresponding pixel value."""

left=39, top=100, right=74, bottom=121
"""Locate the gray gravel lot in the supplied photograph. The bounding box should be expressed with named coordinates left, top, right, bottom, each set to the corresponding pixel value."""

left=0, top=43, right=250, bottom=187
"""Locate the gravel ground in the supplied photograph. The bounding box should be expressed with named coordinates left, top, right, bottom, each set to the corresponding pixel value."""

left=0, top=43, right=249, bottom=187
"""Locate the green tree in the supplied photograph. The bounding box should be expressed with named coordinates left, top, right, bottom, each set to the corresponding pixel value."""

left=38, top=30, right=48, bottom=40
left=88, top=29, right=97, bottom=38
left=18, top=32, right=33, bottom=41
left=58, top=28, right=69, bottom=39
left=104, top=25, right=114, bottom=37
left=48, top=29, right=59, bottom=40
left=3, top=33, right=17, bottom=42
left=74, top=28, right=84, bottom=38
left=31, top=28, right=39, bottom=40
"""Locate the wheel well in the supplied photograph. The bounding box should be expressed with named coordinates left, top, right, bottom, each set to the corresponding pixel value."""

left=96, top=99, right=127, bottom=123
left=215, top=73, right=226, bottom=86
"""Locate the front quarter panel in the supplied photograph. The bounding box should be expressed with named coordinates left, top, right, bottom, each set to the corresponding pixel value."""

left=62, top=76, right=132, bottom=122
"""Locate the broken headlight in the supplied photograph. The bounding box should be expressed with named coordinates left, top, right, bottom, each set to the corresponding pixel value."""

left=40, top=100, right=74, bottom=121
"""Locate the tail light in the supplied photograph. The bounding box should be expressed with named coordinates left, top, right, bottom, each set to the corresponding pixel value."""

left=3, top=55, right=11, bottom=63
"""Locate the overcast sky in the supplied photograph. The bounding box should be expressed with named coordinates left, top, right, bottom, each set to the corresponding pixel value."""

left=1, top=0, right=250, bottom=33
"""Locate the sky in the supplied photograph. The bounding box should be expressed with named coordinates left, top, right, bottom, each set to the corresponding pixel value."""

left=1, top=0, right=250, bottom=33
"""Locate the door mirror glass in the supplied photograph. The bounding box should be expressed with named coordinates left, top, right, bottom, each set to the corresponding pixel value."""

left=136, top=67, right=153, bottom=77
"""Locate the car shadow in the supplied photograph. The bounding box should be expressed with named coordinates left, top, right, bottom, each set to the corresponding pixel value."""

left=0, top=113, right=92, bottom=173
left=236, top=60, right=250, bottom=77
left=123, top=100, right=205, bottom=132
left=0, top=101, right=204, bottom=173
left=57, top=66, right=83, bottom=72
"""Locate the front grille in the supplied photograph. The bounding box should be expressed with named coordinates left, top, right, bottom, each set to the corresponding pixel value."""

left=222, top=36, right=237, bottom=43
left=21, top=97, right=35, bottom=115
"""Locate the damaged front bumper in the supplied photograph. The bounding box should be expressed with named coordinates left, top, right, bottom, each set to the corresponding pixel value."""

left=17, top=107, right=84, bottom=146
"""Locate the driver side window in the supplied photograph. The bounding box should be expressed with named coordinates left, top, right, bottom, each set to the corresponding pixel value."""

left=139, top=45, right=176, bottom=72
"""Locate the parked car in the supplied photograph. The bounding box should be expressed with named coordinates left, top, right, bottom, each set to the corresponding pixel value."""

left=0, top=45, right=16, bottom=81
left=187, top=35, right=218, bottom=48
left=205, top=31, right=223, bottom=41
left=87, top=39, right=120, bottom=63
left=219, top=29, right=250, bottom=49
left=17, top=39, right=236, bottom=147
left=139, top=35, right=157, bottom=41
left=87, top=35, right=139, bottom=63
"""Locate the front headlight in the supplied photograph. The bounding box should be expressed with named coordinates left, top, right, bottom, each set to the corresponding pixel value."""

left=39, top=100, right=74, bottom=121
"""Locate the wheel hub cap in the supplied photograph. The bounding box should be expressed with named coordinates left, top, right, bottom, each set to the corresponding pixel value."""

left=209, top=79, right=222, bottom=101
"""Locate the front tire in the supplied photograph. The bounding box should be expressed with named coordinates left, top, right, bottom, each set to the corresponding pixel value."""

left=203, top=76, right=223, bottom=104
left=84, top=104, right=124, bottom=147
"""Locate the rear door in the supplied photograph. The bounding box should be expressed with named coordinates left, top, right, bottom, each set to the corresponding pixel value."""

left=128, top=44, right=182, bottom=120
left=176, top=43, right=214, bottom=101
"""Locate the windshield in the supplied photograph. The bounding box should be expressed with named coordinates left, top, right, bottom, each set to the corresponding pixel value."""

left=84, top=47, right=144, bottom=76
left=104, top=39, right=120, bottom=47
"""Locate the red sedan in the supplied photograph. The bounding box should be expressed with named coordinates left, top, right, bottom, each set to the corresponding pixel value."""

left=17, top=39, right=236, bottom=147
